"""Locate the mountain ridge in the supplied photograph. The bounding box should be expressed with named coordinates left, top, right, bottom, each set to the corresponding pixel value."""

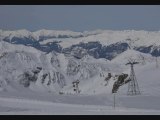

left=1, top=29, right=160, bottom=60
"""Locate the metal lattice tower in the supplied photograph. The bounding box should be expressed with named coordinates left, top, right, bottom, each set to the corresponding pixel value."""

left=126, top=61, right=141, bottom=95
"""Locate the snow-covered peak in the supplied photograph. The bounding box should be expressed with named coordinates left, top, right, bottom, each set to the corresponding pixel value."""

left=111, top=49, right=154, bottom=65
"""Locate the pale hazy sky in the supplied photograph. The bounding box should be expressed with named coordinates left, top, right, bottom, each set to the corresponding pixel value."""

left=0, top=5, right=160, bottom=31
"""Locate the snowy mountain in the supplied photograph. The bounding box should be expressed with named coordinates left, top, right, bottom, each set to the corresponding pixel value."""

left=0, top=41, right=118, bottom=94
left=1, top=29, right=160, bottom=114
left=0, top=29, right=160, bottom=96
left=0, top=29, right=160, bottom=114
left=1, top=29, right=160, bottom=59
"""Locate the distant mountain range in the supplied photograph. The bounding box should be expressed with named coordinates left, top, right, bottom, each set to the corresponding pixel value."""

left=1, top=29, right=160, bottom=60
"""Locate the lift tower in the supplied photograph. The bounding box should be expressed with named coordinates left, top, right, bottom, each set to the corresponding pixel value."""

left=126, top=61, right=141, bottom=95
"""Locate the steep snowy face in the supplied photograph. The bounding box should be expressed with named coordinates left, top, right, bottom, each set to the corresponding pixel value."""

left=111, top=49, right=155, bottom=65
left=0, top=51, right=67, bottom=93
left=0, top=42, right=118, bottom=94
left=66, top=58, right=99, bottom=80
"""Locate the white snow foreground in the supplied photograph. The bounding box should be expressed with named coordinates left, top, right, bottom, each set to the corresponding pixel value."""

left=1, top=61, right=160, bottom=115
left=1, top=95, right=160, bottom=115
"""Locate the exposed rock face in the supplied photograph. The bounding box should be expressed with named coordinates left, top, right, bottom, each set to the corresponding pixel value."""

left=112, top=73, right=130, bottom=93
left=19, top=67, right=42, bottom=87
left=63, top=42, right=129, bottom=60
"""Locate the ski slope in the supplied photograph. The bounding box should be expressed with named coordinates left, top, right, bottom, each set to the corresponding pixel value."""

left=1, top=94, right=160, bottom=115
left=1, top=60, right=160, bottom=115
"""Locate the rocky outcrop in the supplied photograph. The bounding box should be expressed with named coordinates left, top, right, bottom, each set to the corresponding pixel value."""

left=112, top=73, right=130, bottom=93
